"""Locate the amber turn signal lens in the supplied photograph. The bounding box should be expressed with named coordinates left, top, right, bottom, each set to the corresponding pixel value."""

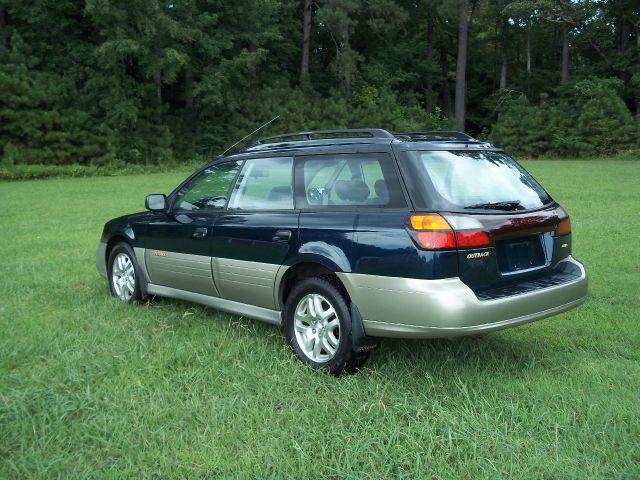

left=409, top=214, right=451, bottom=231
left=556, top=217, right=571, bottom=236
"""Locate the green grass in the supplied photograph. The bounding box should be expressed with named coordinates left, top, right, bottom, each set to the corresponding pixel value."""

left=1, top=160, right=639, bottom=479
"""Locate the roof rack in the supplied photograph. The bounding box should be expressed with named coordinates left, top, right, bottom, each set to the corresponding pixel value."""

left=251, top=128, right=394, bottom=146
left=394, top=131, right=477, bottom=141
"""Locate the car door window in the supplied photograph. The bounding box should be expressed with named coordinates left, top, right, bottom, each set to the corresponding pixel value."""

left=300, top=154, right=406, bottom=207
left=173, top=161, right=242, bottom=212
left=228, top=157, right=294, bottom=210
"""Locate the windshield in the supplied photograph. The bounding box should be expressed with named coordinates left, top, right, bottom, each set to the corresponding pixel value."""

left=399, top=150, right=552, bottom=211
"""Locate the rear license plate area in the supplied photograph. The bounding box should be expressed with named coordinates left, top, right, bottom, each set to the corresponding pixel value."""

left=496, top=235, right=546, bottom=273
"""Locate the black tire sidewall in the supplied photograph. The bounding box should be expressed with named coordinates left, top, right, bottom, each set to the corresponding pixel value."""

left=107, top=242, right=142, bottom=303
left=284, top=277, right=354, bottom=374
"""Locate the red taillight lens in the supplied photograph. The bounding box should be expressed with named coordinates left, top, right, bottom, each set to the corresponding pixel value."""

left=556, top=217, right=571, bottom=236
left=416, top=231, right=457, bottom=249
left=408, top=214, right=455, bottom=250
left=455, top=230, right=491, bottom=248
left=407, top=214, right=492, bottom=250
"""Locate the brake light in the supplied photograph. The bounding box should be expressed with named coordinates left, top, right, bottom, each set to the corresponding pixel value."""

left=456, top=230, right=491, bottom=248
left=407, top=213, right=492, bottom=250
left=416, top=231, right=456, bottom=249
left=556, top=217, right=571, bottom=236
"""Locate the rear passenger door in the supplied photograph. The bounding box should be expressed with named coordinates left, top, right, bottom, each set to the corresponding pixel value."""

left=293, top=152, right=410, bottom=276
left=211, top=156, right=298, bottom=309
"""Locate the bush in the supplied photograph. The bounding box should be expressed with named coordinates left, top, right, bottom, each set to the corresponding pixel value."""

left=490, top=78, right=639, bottom=158
left=0, top=160, right=203, bottom=181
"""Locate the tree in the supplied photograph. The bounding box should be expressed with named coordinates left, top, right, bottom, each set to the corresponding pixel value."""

left=301, top=0, right=313, bottom=80
left=455, top=0, right=470, bottom=130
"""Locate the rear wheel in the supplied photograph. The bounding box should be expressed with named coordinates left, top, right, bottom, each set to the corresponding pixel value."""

left=284, top=277, right=369, bottom=375
left=107, top=242, right=142, bottom=303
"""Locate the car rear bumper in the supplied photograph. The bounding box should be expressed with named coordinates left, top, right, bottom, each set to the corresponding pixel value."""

left=96, top=242, right=107, bottom=278
left=337, top=256, right=587, bottom=339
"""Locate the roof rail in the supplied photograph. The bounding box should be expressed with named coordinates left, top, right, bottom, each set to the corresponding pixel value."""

left=252, top=128, right=394, bottom=146
left=394, top=131, right=476, bottom=141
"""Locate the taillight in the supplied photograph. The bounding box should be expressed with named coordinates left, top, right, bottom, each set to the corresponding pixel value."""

left=407, top=213, right=492, bottom=250
left=456, top=230, right=491, bottom=248
left=556, top=217, right=571, bottom=236
left=415, top=231, right=457, bottom=249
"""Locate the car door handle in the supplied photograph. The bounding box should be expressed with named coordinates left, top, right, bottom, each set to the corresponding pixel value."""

left=192, top=227, right=208, bottom=239
left=272, top=230, right=291, bottom=242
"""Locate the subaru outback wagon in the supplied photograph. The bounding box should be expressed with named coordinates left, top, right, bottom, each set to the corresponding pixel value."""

left=97, top=129, right=588, bottom=374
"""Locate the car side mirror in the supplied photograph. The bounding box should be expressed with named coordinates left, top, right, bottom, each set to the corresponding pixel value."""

left=145, top=194, right=166, bottom=211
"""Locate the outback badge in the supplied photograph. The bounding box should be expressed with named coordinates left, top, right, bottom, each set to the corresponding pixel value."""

left=467, top=251, right=490, bottom=259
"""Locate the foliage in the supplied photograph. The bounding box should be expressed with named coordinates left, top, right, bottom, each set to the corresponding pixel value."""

left=0, top=0, right=638, bottom=165
left=491, top=78, right=639, bottom=157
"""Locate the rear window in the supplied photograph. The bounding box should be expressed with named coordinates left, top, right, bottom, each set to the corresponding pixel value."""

left=399, top=150, right=552, bottom=211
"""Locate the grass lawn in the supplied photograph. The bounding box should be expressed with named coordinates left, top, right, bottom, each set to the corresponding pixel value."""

left=1, top=160, right=639, bottom=478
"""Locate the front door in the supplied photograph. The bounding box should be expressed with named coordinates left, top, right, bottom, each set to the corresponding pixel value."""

left=144, top=161, right=242, bottom=296
left=210, top=156, right=298, bottom=309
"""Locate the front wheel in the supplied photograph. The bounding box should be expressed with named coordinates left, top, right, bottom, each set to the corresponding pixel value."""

left=107, top=242, right=142, bottom=303
left=284, top=277, right=370, bottom=375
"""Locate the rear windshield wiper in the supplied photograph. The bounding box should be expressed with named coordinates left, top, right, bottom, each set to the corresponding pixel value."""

left=464, top=200, right=523, bottom=211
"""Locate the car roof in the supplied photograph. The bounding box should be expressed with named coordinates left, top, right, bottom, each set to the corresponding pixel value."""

left=218, top=129, right=500, bottom=161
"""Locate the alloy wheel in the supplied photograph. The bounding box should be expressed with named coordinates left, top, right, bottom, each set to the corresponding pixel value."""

left=294, top=293, right=341, bottom=362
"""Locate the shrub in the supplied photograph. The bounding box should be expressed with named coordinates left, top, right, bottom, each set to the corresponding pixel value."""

left=490, top=78, right=639, bottom=158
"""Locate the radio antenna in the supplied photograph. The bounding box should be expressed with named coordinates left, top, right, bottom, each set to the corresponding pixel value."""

left=220, top=114, right=280, bottom=157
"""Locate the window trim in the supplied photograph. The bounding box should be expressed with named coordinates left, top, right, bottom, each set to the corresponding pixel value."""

left=293, top=152, right=408, bottom=210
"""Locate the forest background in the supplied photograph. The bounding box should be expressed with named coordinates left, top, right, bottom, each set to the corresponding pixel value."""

left=1, top=0, right=639, bottom=174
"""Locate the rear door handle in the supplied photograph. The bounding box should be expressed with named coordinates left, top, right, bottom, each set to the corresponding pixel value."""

left=272, top=230, right=292, bottom=242
left=192, top=227, right=208, bottom=239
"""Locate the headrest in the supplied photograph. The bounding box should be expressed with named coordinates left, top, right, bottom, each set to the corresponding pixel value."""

left=335, top=179, right=370, bottom=202
left=374, top=179, right=389, bottom=203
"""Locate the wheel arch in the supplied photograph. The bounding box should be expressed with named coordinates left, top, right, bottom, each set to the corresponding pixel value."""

left=105, top=232, right=149, bottom=297
left=278, top=260, right=381, bottom=357
left=105, top=234, right=134, bottom=264
left=277, top=260, right=350, bottom=311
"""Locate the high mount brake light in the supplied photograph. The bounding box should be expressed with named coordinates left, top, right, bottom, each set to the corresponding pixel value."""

left=407, top=214, right=492, bottom=250
left=555, top=217, right=571, bottom=236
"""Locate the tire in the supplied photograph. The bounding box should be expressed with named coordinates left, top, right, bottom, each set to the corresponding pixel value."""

left=107, top=242, right=142, bottom=303
left=284, top=277, right=370, bottom=375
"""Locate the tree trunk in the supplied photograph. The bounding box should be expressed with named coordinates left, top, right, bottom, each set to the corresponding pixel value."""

left=526, top=19, right=531, bottom=95
left=499, top=17, right=508, bottom=90
left=440, top=47, right=452, bottom=118
left=300, top=0, right=312, bottom=81
left=500, top=42, right=507, bottom=90
left=184, top=68, right=193, bottom=109
left=561, top=23, right=569, bottom=84
left=455, top=0, right=469, bottom=131
left=636, top=26, right=640, bottom=115
left=155, top=72, right=162, bottom=123
left=426, top=15, right=434, bottom=113
left=526, top=20, right=531, bottom=74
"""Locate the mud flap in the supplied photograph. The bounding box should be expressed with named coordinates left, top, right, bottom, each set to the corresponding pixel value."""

left=350, top=302, right=380, bottom=352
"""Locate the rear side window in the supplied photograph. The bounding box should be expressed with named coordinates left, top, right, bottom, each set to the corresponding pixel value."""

left=228, top=157, right=294, bottom=210
left=399, top=150, right=552, bottom=211
left=296, top=153, right=406, bottom=208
